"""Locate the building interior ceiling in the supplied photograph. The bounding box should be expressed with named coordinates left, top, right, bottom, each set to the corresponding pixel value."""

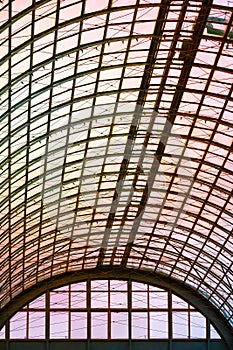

left=0, top=0, right=232, bottom=338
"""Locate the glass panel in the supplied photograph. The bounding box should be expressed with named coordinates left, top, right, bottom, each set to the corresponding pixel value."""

left=111, top=312, right=128, bottom=339
left=190, top=312, right=206, bottom=338
left=132, top=312, right=148, bottom=339
left=210, top=324, right=221, bottom=339
left=0, top=326, right=5, bottom=339
left=110, top=280, right=127, bottom=291
left=71, top=282, right=86, bottom=291
left=29, top=295, right=45, bottom=309
left=149, top=291, right=168, bottom=308
left=150, top=312, right=168, bottom=339
left=132, top=282, right=147, bottom=291
left=91, top=291, right=108, bottom=308
left=10, top=312, right=27, bottom=339
left=132, top=291, right=147, bottom=308
left=29, top=312, right=45, bottom=339
left=91, top=312, right=108, bottom=339
left=173, top=311, right=189, bottom=338
left=149, top=286, right=164, bottom=292
left=50, top=292, right=69, bottom=308
left=50, top=312, right=69, bottom=339
left=71, top=312, right=87, bottom=339
left=91, top=280, right=108, bottom=291
left=71, top=292, right=86, bottom=308
left=172, top=295, right=188, bottom=309
left=53, top=286, right=69, bottom=291
left=111, top=291, right=127, bottom=308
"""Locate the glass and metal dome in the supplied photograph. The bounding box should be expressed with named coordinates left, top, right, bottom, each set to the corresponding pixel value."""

left=0, top=0, right=232, bottom=345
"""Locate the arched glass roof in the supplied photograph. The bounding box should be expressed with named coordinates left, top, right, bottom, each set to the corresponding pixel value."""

left=0, top=0, right=232, bottom=334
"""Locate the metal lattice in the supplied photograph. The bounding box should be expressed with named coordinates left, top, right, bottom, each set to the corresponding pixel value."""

left=0, top=0, right=232, bottom=335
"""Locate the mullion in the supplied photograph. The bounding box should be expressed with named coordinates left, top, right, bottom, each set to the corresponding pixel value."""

left=46, top=0, right=63, bottom=275
left=147, top=284, right=150, bottom=339
left=64, top=0, right=86, bottom=270
left=108, top=279, right=111, bottom=339
left=34, top=1, right=59, bottom=281
left=8, top=0, right=13, bottom=303
left=120, top=0, right=172, bottom=268
left=96, top=0, right=141, bottom=261
left=151, top=0, right=213, bottom=274
left=83, top=0, right=113, bottom=251
left=69, top=285, right=71, bottom=339
left=23, top=0, right=36, bottom=293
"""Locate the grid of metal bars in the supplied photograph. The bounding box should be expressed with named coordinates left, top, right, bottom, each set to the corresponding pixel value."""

left=0, top=0, right=232, bottom=330
left=0, top=280, right=221, bottom=340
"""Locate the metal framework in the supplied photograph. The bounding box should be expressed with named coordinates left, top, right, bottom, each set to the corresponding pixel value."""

left=0, top=268, right=232, bottom=346
left=0, top=0, right=232, bottom=347
left=0, top=279, right=223, bottom=340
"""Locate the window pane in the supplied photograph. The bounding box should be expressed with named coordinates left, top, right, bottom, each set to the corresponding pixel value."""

left=71, top=282, right=86, bottom=291
left=111, top=292, right=127, bottom=308
left=91, top=280, right=108, bottom=291
left=132, top=291, right=147, bottom=308
left=132, top=282, right=147, bottom=291
left=110, top=280, right=127, bottom=291
left=53, top=286, right=69, bottom=291
left=150, top=312, right=168, bottom=339
left=190, top=312, right=206, bottom=338
left=10, top=312, right=27, bottom=339
left=71, top=291, right=86, bottom=308
left=132, top=312, right=148, bottom=339
left=91, top=291, right=108, bottom=308
left=210, top=324, right=221, bottom=339
left=71, top=312, right=87, bottom=339
left=173, top=311, right=188, bottom=338
left=172, top=295, right=188, bottom=309
left=29, top=312, right=45, bottom=339
left=91, top=312, right=108, bottom=339
left=50, top=292, right=69, bottom=308
left=149, top=286, right=164, bottom=292
left=149, top=291, right=168, bottom=308
left=50, top=312, right=68, bottom=339
left=29, top=295, right=45, bottom=309
left=111, top=312, right=128, bottom=338
left=0, top=326, right=5, bottom=339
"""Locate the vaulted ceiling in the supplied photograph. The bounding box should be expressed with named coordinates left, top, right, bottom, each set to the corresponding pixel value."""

left=0, top=0, right=232, bottom=338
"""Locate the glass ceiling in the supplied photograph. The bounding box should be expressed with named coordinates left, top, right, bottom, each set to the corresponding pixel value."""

left=0, top=0, right=232, bottom=329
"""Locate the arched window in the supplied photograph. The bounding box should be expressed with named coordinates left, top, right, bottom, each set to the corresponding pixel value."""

left=0, top=279, right=221, bottom=341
